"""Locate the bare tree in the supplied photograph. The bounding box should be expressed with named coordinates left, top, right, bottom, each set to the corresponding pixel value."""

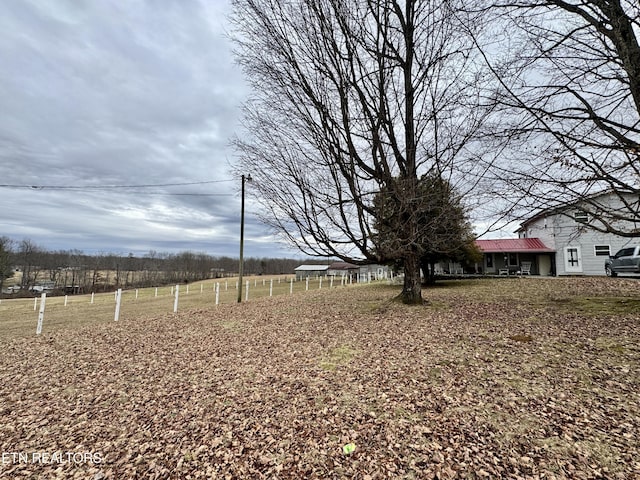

left=88, top=253, right=106, bottom=292
left=471, top=1, right=640, bottom=234
left=141, top=250, right=162, bottom=287
left=17, top=239, right=43, bottom=290
left=231, top=0, right=494, bottom=303
left=0, top=236, right=14, bottom=294
left=41, top=250, right=64, bottom=287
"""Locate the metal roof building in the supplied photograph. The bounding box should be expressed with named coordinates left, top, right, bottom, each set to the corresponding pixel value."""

left=294, top=264, right=330, bottom=279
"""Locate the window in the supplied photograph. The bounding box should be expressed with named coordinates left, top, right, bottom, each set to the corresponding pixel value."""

left=486, top=254, right=493, bottom=268
left=615, top=247, right=635, bottom=258
left=508, top=253, right=518, bottom=266
left=594, top=245, right=611, bottom=256
left=574, top=210, right=589, bottom=223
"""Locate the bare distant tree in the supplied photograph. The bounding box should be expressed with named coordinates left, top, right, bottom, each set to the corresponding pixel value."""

left=141, top=250, right=162, bottom=287
left=88, top=253, right=106, bottom=292
left=231, top=0, right=495, bottom=303
left=41, top=250, right=64, bottom=287
left=471, top=1, right=640, bottom=234
left=17, top=239, right=44, bottom=289
left=0, top=236, right=14, bottom=293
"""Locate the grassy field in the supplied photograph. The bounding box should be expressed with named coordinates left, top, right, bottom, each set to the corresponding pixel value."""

left=0, top=275, right=316, bottom=338
left=0, top=277, right=638, bottom=479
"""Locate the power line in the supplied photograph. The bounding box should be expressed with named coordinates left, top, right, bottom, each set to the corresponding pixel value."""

left=0, top=179, right=234, bottom=190
left=104, top=192, right=233, bottom=196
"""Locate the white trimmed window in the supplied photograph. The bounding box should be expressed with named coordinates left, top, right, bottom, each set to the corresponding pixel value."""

left=574, top=211, right=589, bottom=223
left=594, top=245, right=611, bottom=257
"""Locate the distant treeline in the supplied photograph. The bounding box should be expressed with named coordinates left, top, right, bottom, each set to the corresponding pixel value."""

left=1, top=238, right=330, bottom=294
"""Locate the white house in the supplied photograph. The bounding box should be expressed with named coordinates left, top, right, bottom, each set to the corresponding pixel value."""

left=358, top=263, right=390, bottom=280
left=515, top=192, right=640, bottom=276
left=295, top=262, right=391, bottom=281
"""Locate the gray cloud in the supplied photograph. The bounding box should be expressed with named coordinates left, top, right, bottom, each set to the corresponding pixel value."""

left=0, top=0, right=296, bottom=258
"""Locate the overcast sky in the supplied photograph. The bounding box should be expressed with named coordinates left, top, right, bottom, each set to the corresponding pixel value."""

left=0, top=0, right=304, bottom=258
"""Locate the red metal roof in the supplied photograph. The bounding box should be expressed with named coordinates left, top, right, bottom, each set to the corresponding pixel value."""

left=475, top=238, right=555, bottom=253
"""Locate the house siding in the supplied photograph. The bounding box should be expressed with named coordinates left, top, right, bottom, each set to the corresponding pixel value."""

left=518, top=216, right=556, bottom=249
left=519, top=194, right=638, bottom=276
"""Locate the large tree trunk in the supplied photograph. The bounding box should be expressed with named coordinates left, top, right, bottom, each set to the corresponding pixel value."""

left=398, top=253, right=423, bottom=304
left=420, top=258, right=437, bottom=286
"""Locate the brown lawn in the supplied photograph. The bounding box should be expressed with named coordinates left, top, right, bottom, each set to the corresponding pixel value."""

left=0, top=277, right=639, bottom=479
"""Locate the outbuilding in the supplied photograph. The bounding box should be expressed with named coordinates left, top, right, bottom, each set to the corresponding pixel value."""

left=327, top=262, right=359, bottom=277
left=294, top=264, right=330, bottom=280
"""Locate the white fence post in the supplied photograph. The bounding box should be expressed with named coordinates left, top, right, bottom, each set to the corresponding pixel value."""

left=319, top=277, right=322, bottom=289
left=330, top=276, right=334, bottom=288
left=306, top=277, right=309, bottom=291
left=155, top=287, right=158, bottom=297
left=114, top=288, right=122, bottom=321
left=91, top=292, right=95, bottom=304
left=269, top=278, right=273, bottom=297
left=135, top=289, right=139, bottom=300
left=33, top=297, right=37, bottom=311
left=64, top=295, right=68, bottom=307
left=36, top=293, right=46, bottom=335
left=290, top=278, right=293, bottom=295
left=215, top=283, right=220, bottom=305
left=173, top=284, right=179, bottom=313
left=245, top=280, right=249, bottom=301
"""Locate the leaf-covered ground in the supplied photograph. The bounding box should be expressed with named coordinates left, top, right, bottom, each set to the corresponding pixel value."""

left=0, top=277, right=639, bottom=479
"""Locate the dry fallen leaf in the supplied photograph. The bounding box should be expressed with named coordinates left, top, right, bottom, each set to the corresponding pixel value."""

left=0, top=278, right=638, bottom=478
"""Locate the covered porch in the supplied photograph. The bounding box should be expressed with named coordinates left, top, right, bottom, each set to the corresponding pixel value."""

left=475, top=238, right=556, bottom=276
